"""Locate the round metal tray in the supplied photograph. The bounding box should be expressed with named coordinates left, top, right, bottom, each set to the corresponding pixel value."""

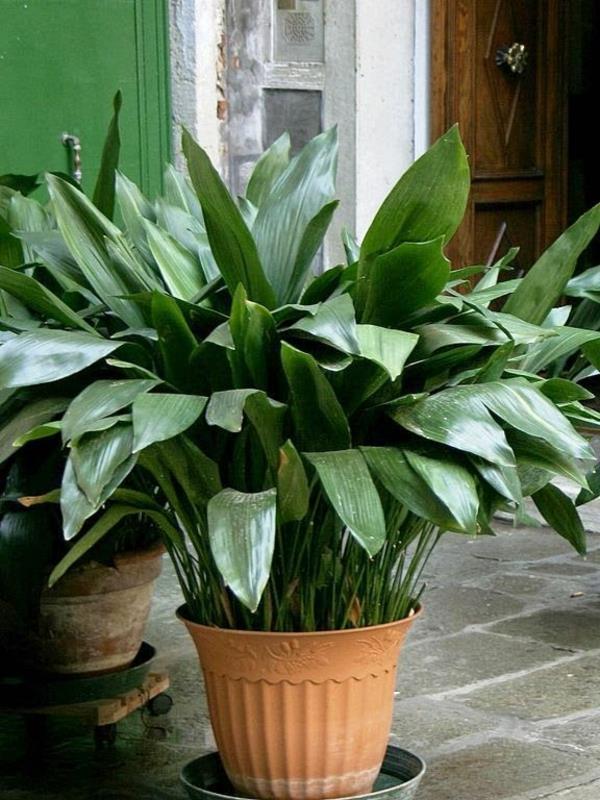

left=0, top=641, right=156, bottom=708
left=181, top=745, right=426, bottom=800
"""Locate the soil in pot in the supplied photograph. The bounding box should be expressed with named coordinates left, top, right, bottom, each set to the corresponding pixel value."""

left=179, top=606, right=420, bottom=800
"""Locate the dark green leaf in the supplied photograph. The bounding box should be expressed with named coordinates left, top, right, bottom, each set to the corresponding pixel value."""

left=359, top=238, right=450, bottom=325
left=151, top=292, right=198, bottom=391
left=281, top=342, right=350, bottom=451
left=71, top=424, right=134, bottom=505
left=246, top=132, right=291, bottom=207
left=0, top=397, right=68, bottom=464
left=532, top=483, right=586, bottom=555
left=62, top=379, right=159, bottom=443
left=391, top=390, right=516, bottom=467
left=182, top=128, right=275, bottom=307
left=0, top=265, right=96, bottom=333
left=361, top=446, right=462, bottom=531
left=404, top=449, right=479, bottom=533
left=356, top=324, right=418, bottom=380
left=47, top=174, right=145, bottom=328
left=504, top=203, right=600, bottom=324
left=277, top=440, right=309, bottom=522
left=0, top=329, right=119, bottom=389
left=92, top=90, right=122, bottom=219
left=132, top=393, right=207, bottom=452
left=207, top=487, right=277, bottom=612
left=361, top=125, right=470, bottom=256
left=285, top=294, right=360, bottom=354
left=305, top=450, right=386, bottom=556
left=252, top=128, right=338, bottom=305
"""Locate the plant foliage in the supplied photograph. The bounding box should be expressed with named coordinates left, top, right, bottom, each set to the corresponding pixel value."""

left=1, top=117, right=599, bottom=632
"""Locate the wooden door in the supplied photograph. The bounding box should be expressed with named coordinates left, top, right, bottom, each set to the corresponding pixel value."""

left=0, top=0, right=170, bottom=197
left=431, top=0, right=567, bottom=270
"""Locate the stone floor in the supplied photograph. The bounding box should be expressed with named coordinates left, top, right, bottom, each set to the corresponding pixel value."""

left=2, top=519, right=600, bottom=799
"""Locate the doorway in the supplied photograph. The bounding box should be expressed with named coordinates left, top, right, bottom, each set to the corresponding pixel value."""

left=431, top=0, right=600, bottom=271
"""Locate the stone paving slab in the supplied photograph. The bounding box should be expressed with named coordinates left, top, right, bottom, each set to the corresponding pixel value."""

left=416, top=738, right=599, bottom=800
left=489, top=608, right=600, bottom=651
left=398, top=631, right=564, bottom=698
left=460, top=653, right=600, bottom=721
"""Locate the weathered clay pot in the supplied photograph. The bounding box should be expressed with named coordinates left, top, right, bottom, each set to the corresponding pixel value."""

left=28, top=544, right=164, bottom=675
left=179, top=606, right=420, bottom=800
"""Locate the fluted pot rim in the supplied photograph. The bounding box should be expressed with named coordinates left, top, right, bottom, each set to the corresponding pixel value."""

left=176, top=602, right=422, bottom=637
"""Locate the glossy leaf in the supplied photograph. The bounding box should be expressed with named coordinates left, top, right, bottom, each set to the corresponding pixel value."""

left=252, top=128, right=338, bottom=305
left=229, top=285, right=277, bottom=389
left=305, top=450, right=386, bottom=556
left=115, top=171, right=156, bottom=263
left=392, top=390, right=516, bottom=467
left=361, top=446, right=458, bottom=530
left=359, top=238, right=450, bottom=325
left=286, top=294, right=360, bottom=354
left=356, top=325, right=419, bottom=380
left=281, top=342, right=350, bottom=451
left=519, top=326, right=600, bottom=373
left=404, top=449, right=479, bottom=533
left=504, top=203, right=600, bottom=324
left=12, top=420, right=62, bottom=447
left=361, top=125, right=470, bottom=256
left=71, top=423, right=134, bottom=505
left=154, top=436, right=222, bottom=507
left=532, top=483, right=586, bottom=555
left=151, top=292, right=198, bottom=391
left=182, top=128, right=275, bottom=308
left=47, top=173, right=145, bottom=328
left=132, top=393, right=207, bottom=452
left=469, top=457, right=522, bottom=504
left=49, top=503, right=180, bottom=587
left=246, top=132, right=291, bottom=207
left=143, top=220, right=205, bottom=301
left=284, top=200, right=339, bottom=304
left=0, top=265, right=96, bottom=333
left=92, top=90, right=122, bottom=219
left=62, top=379, right=159, bottom=443
left=472, top=382, right=593, bottom=461
left=0, top=397, right=68, bottom=464
left=61, top=449, right=137, bottom=540
left=277, top=440, right=309, bottom=522
left=0, top=329, right=119, bottom=389
left=538, top=378, right=594, bottom=404
left=507, top=429, right=588, bottom=488
left=207, top=487, right=277, bottom=612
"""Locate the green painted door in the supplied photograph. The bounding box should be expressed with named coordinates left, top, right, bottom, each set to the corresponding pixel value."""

left=0, top=0, right=170, bottom=197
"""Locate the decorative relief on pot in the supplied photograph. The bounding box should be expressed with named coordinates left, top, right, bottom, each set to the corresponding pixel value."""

left=222, top=638, right=333, bottom=676
left=264, top=640, right=333, bottom=675
left=356, top=630, right=405, bottom=665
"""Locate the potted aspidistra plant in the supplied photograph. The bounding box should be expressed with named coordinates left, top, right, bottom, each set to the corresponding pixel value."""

left=2, top=122, right=600, bottom=799
left=0, top=94, right=164, bottom=677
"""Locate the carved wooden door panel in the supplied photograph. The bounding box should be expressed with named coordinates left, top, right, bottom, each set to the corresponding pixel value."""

left=431, top=0, right=567, bottom=269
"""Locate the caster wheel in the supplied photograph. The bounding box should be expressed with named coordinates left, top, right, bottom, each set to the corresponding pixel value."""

left=146, top=692, right=173, bottom=717
left=94, top=722, right=117, bottom=748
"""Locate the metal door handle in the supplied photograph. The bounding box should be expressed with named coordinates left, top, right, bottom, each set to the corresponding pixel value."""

left=495, top=42, right=529, bottom=75
left=62, top=133, right=82, bottom=182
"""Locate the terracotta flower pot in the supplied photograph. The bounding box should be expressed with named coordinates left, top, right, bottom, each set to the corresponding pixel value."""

left=179, top=606, right=420, bottom=800
left=27, top=543, right=164, bottom=675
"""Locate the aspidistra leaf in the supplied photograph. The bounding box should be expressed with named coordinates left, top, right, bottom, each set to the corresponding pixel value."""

left=305, top=449, right=386, bottom=556
left=207, top=487, right=277, bottom=612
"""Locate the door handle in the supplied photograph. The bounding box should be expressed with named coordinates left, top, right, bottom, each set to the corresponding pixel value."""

left=495, top=42, right=529, bottom=75
left=61, top=133, right=82, bottom=183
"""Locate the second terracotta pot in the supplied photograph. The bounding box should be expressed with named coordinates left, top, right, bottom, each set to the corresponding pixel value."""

left=28, top=543, right=164, bottom=675
left=179, top=607, right=419, bottom=800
